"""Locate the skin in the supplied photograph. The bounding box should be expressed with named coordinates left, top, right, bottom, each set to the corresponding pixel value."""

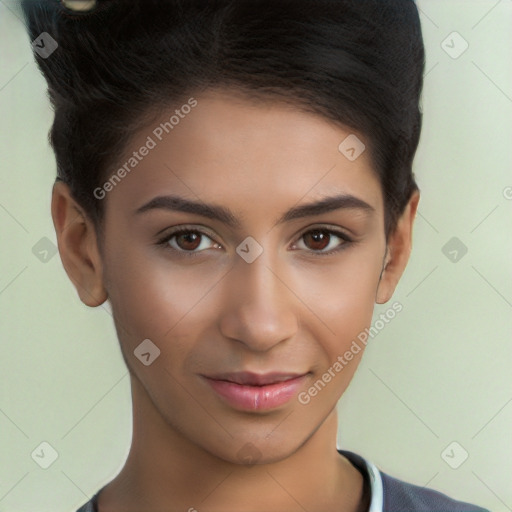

left=52, top=88, right=419, bottom=512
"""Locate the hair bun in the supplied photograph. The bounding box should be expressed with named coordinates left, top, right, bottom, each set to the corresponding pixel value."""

left=21, top=0, right=424, bottom=234
left=57, top=0, right=117, bottom=19
left=60, top=0, right=97, bottom=12
left=21, top=0, right=128, bottom=106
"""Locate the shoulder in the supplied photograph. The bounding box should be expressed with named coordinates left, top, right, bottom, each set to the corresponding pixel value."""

left=380, top=470, right=490, bottom=512
left=75, top=501, right=95, bottom=512
left=75, top=490, right=100, bottom=512
left=339, top=449, right=489, bottom=512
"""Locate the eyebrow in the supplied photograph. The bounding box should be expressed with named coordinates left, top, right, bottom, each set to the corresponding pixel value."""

left=134, top=193, right=375, bottom=229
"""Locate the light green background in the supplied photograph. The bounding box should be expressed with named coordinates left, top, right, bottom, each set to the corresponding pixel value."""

left=1, top=1, right=511, bottom=511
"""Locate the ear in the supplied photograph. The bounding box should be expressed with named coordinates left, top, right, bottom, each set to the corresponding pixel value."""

left=375, top=190, right=420, bottom=304
left=51, top=180, right=108, bottom=307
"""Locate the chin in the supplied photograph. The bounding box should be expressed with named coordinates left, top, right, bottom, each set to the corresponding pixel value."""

left=205, top=435, right=303, bottom=467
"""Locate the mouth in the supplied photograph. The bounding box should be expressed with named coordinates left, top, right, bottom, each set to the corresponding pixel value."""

left=202, top=371, right=309, bottom=411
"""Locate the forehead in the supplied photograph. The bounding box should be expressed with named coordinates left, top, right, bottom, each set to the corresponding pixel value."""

left=103, top=89, right=384, bottom=217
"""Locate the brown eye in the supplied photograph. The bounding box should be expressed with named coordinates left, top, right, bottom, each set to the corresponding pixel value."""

left=158, top=228, right=219, bottom=256
left=295, top=228, right=352, bottom=254
left=303, top=230, right=331, bottom=251
left=175, top=231, right=202, bottom=251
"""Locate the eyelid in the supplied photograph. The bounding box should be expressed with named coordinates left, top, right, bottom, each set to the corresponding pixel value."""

left=155, top=222, right=215, bottom=237
left=296, top=223, right=352, bottom=239
left=156, top=224, right=220, bottom=243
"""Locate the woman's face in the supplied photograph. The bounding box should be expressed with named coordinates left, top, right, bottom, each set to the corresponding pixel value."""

left=99, top=88, right=390, bottom=464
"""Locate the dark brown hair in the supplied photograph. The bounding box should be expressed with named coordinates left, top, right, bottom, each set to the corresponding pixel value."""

left=22, top=0, right=425, bottom=238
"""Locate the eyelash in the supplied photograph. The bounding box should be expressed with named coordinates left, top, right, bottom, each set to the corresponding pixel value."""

left=156, top=226, right=353, bottom=259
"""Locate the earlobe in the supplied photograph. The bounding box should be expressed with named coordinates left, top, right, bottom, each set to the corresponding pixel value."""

left=375, top=190, right=420, bottom=304
left=51, top=181, right=108, bottom=307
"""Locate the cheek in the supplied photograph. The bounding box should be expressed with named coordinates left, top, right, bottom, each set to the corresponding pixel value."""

left=290, top=247, right=384, bottom=350
left=292, top=253, right=383, bottom=406
left=103, top=241, right=227, bottom=362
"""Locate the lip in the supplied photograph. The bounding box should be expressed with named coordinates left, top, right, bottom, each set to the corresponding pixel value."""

left=203, top=372, right=308, bottom=411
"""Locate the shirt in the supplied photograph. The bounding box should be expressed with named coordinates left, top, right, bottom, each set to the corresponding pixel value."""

left=75, top=450, right=490, bottom=512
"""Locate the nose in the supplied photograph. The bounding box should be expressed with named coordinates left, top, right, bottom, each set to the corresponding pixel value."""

left=218, top=251, right=299, bottom=352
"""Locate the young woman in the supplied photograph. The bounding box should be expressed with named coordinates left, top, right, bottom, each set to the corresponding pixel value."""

left=22, top=0, right=490, bottom=510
